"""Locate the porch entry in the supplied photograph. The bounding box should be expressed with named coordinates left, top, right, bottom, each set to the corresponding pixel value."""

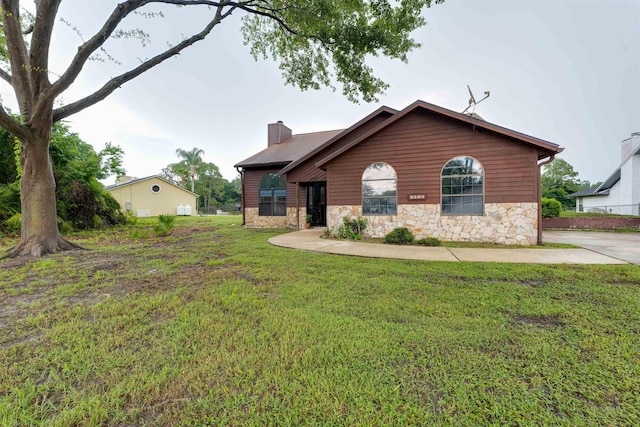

left=306, top=182, right=326, bottom=226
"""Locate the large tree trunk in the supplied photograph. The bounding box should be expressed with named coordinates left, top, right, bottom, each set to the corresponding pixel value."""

left=5, top=124, right=81, bottom=258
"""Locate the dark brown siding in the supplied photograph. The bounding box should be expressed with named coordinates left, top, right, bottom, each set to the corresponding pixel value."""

left=286, top=114, right=391, bottom=183
left=243, top=167, right=299, bottom=208
left=325, top=109, right=540, bottom=206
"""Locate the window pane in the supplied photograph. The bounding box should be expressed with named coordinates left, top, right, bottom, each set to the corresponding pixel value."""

left=259, top=173, right=286, bottom=216
left=363, top=198, right=373, bottom=215
left=273, top=202, right=286, bottom=216
left=441, top=157, right=484, bottom=215
left=363, top=162, right=397, bottom=180
left=259, top=202, right=272, bottom=216
left=363, top=162, right=397, bottom=215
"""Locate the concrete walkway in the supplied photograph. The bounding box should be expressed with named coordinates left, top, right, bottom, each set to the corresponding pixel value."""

left=544, top=230, right=640, bottom=266
left=268, top=229, right=629, bottom=264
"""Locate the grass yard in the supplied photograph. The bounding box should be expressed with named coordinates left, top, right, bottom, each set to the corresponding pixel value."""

left=1, top=217, right=639, bottom=426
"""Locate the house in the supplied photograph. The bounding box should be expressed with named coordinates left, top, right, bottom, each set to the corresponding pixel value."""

left=105, top=175, right=198, bottom=217
left=569, top=133, right=640, bottom=216
left=235, top=100, right=563, bottom=245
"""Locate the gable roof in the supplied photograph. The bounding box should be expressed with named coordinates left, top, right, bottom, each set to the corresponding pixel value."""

left=590, top=142, right=640, bottom=195
left=568, top=185, right=606, bottom=198
left=234, top=129, right=343, bottom=168
left=315, top=100, right=563, bottom=168
left=105, top=175, right=199, bottom=196
left=279, top=106, right=398, bottom=175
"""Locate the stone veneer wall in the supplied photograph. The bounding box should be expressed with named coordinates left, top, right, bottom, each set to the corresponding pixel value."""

left=328, top=202, right=539, bottom=245
left=244, top=207, right=307, bottom=229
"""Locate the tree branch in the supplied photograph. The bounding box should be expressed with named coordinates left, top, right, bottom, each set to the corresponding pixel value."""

left=48, top=0, right=148, bottom=100
left=1, top=0, right=34, bottom=116
left=29, top=0, right=62, bottom=92
left=53, top=6, right=235, bottom=122
left=0, top=68, right=12, bottom=85
left=0, top=104, right=27, bottom=140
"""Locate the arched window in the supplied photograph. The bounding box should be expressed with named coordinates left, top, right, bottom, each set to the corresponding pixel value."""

left=259, top=173, right=287, bottom=216
left=441, top=156, right=484, bottom=215
left=362, top=162, right=397, bottom=215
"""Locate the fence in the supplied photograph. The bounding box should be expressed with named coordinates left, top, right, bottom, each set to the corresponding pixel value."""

left=199, top=204, right=242, bottom=215
left=576, top=203, right=640, bottom=216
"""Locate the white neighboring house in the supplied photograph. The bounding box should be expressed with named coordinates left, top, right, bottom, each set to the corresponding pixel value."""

left=570, top=132, right=640, bottom=215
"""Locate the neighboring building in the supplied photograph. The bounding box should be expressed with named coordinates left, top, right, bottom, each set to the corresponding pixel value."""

left=106, top=175, right=198, bottom=217
left=235, top=100, right=563, bottom=245
left=569, top=133, right=640, bottom=216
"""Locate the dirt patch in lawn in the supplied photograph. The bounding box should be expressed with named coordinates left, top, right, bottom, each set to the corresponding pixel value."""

left=0, top=225, right=231, bottom=347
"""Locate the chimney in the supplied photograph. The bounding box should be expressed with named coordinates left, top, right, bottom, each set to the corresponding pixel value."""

left=268, top=121, right=292, bottom=147
left=621, top=132, right=640, bottom=162
left=116, top=176, right=133, bottom=184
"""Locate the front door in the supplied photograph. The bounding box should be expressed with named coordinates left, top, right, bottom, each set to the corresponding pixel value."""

left=306, top=182, right=326, bottom=226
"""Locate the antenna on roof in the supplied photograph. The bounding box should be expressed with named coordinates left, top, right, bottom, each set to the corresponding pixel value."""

left=462, top=85, right=490, bottom=114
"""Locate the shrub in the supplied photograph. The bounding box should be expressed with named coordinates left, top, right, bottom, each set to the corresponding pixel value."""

left=384, top=227, right=415, bottom=244
left=125, top=210, right=138, bottom=225
left=337, top=217, right=368, bottom=240
left=2, top=212, right=21, bottom=235
left=542, top=197, right=562, bottom=218
left=57, top=217, right=73, bottom=235
left=154, top=214, right=177, bottom=237
left=416, top=237, right=441, bottom=246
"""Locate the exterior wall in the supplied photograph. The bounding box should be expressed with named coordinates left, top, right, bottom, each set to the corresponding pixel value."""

left=620, top=157, right=632, bottom=208
left=107, top=177, right=197, bottom=217
left=631, top=154, right=640, bottom=206
left=581, top=194, right=615, bottom=212
left=580, top=182, right=638, bottom=214
left=242, top=167, right=298, bottom=208
left=328, top=202, right=538, bottom=245
left=324, top=109, right=540, bottom=207
left=244, top=207, right=307, bottom=229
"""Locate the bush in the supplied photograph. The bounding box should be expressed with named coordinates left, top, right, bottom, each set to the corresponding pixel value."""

left=384, top=227, right=415, bottom=244
left=154, top=214, right=177, bottom=237
left=337, top=217, right=368, bottom=240
left=542, top=197, right=562, bottom=218
left=416, top=237, right=441, bottom=246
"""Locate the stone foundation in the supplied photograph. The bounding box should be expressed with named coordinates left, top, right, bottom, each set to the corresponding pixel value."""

left=327, top=203, right=538, bottom=245
left=244, top=207, right=307, bottom=229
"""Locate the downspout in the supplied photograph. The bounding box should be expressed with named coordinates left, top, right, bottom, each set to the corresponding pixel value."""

left=537, top=154, right=555, bottom=245
left=236, top=167, right=245, bottom=226
left=296, top=182, right=300, bottom=230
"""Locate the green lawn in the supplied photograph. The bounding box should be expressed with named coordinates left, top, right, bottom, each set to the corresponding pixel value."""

left=1, top=217, right=639, bottom=426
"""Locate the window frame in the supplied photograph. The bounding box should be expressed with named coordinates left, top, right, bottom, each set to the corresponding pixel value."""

left=441, top=156, right=484, bottom=216
left=150, top=184, right=161, bottom=193
left=258, top=173, right=287, bottom=216
left=362, top=162, right=397, bottom=216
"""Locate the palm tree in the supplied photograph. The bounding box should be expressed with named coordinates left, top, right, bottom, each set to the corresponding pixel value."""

left=175, top=147, right=205, bottom=193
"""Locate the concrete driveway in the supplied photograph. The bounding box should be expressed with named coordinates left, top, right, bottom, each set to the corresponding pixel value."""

left=543, top=231, right=640, bottom=266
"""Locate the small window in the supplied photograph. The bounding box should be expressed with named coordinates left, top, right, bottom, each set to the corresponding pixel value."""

left=362, top=162, right=397, bottom=215
left=441, top=156, right=484, bottom=215
left=259, top=173, right=286, bottom=216
left=151, top=184, right=161, bottom=193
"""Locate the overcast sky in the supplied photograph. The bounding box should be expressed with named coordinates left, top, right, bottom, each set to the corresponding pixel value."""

left=3, top=0, right=638, bottom=184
